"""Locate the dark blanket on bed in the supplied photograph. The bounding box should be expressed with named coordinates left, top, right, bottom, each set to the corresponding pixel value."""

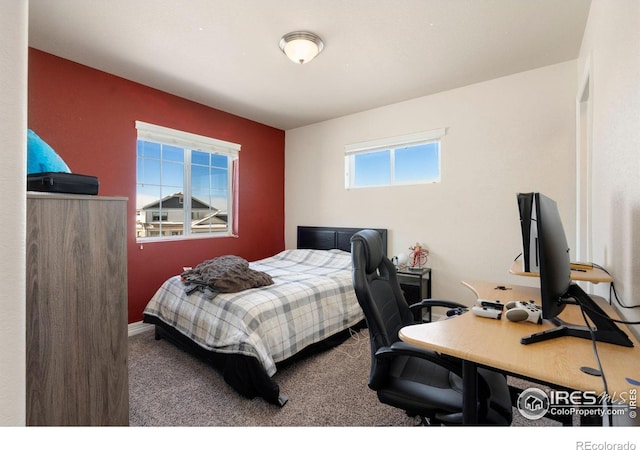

left=181, top=255, right=274, bottom=296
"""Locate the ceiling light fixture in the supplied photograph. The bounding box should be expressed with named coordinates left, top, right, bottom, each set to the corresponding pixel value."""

left=279, top=31, right=324, bottom=64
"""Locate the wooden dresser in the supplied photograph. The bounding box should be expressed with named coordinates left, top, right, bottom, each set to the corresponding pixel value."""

left=26, top=192, right=128, bottom=426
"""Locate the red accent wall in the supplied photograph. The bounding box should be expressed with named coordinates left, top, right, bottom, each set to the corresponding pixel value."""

left=28, top=48, right=285, bottom=323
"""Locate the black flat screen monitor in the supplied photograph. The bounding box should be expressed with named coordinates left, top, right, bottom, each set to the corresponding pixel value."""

left=517, top=192, right=633, bottom=347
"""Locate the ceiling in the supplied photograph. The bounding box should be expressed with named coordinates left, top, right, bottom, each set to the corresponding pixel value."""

left=28, top=0, right=591, bottom=131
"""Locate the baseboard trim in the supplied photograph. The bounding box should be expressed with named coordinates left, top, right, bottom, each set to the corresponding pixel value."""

left=128, top=321, right=154, bottom=337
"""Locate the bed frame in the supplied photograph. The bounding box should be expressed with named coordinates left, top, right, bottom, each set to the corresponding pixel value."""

left=297, top=225, right=387, bottom=253
left=146, top=226, right=387, bottom=406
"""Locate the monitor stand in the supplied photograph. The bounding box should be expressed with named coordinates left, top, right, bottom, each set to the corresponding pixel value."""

left=520, top=283, right=634, bottom=347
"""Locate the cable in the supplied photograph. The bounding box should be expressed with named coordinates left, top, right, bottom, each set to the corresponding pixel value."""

left=578, top=303, right=613, bottom=427
left=591, top=262, right=611, bottom=275
left=609, top=281, right=640, bottom=309
left=576, top=300, right=640, bottom=325
left=333, top=327, right=367, bottom=360
left=589, top=263, right=639, bottom=309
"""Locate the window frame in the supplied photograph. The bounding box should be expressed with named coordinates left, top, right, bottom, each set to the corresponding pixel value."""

left=344, top=128, right=446, bottom=189
left=135, top=121, right=240, bottom=243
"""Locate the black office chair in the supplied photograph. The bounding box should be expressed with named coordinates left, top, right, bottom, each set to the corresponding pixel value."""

left=350, top=229, right=513, bottom=425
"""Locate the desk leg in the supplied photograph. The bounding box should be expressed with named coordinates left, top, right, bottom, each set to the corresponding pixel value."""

left=462, top=360, right=478, bottom=424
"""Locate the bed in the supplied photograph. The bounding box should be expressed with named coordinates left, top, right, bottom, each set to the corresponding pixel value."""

left=143, top=226, right=387, bottom=406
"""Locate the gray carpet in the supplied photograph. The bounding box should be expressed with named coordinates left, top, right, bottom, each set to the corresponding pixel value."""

left=128, top=328, right=565, bottom=427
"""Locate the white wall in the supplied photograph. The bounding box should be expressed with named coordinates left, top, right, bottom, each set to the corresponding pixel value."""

left=0, top=0, right=28, bottom=425
left=578, top=0, right=640, bottom=337
left=285, top=61, right=577, bottom=305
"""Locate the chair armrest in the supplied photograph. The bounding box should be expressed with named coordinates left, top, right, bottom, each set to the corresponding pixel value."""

left=409, top=298, right=468, bottom=323
left=375, top=341, right=463, bottom=376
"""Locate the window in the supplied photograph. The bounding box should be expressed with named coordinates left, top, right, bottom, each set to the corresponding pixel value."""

left=135, top=121, right=240, bottom=241
left=344, top=128, right=446, bottom=188
left=151, top=212, right=168, bottom=222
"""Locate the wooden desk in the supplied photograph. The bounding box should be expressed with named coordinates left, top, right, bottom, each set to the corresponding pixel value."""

left=399, top=280, right=640, bottom=425
left=509, top=257, right=613, bottom=284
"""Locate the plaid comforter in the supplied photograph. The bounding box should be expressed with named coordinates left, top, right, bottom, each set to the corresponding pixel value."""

left=143, top=249, right=363, bottom=376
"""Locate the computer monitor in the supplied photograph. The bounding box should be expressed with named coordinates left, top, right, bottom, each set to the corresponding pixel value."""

left=517, top=192, right=633, bottom=347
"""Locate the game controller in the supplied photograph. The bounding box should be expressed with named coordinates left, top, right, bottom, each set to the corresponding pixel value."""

left=476, top=299, right=504, bottom=311
left=471, top=305, right=502, bottom=319
left=505, top=300, right=542, bottom=324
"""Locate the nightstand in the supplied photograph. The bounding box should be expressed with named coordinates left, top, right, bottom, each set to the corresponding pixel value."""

left=396, top=267, right=432, bottom=305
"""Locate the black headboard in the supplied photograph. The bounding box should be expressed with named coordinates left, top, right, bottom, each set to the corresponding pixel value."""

left=297, top=226, right=388, bottom=254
